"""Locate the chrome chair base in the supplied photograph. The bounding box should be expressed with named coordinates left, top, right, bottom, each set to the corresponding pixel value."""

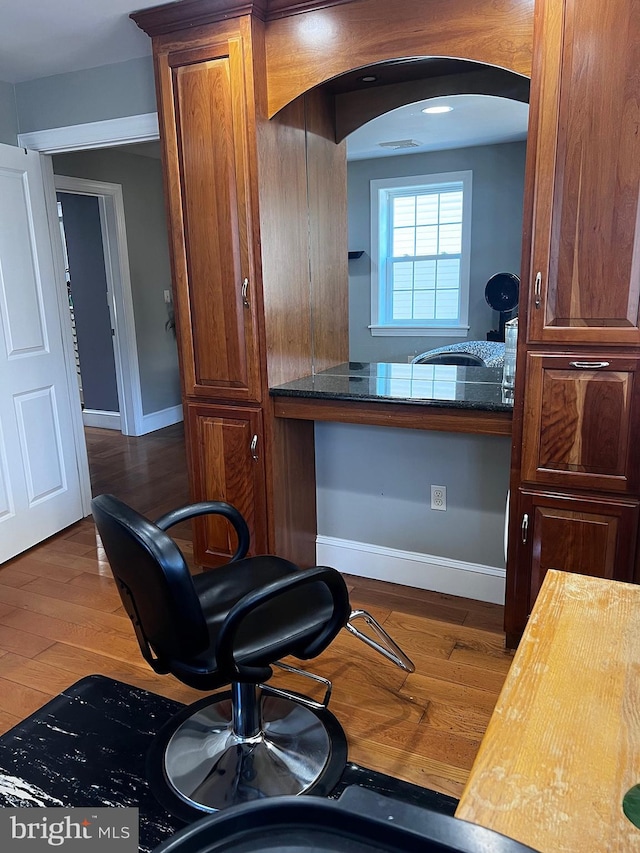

left=148, top=687, right=347, bottom=817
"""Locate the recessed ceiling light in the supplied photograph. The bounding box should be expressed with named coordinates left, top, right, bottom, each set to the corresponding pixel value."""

left=422, top=105, right=453, bottom=114
left=359, top=75, right=378, bottom=83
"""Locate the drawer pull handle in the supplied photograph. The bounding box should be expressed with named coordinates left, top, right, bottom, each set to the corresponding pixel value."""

left=250, top=434, right=258, bottom=461
left=568, top=361, right=610, bottom=369
left=521, top=513, right=529, bottom=544
left=534, top=271, right=542, bottom=308
left=242, top=277, right=250, bottom=308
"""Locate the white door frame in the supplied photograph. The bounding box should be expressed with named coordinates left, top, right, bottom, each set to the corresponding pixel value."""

left=17, top=113, right=159, bottom=156
left=55, top=174, right=143, bottom=436
left=17, top=114, right=160, bottom=509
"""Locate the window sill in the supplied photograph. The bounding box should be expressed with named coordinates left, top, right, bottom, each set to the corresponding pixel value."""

left=368, top=325, right=470, bottom=337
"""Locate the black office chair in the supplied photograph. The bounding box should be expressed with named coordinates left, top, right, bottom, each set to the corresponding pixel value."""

left=411, top=351, right=485, bottom=366
left=91, top=494, right=413, bottom=817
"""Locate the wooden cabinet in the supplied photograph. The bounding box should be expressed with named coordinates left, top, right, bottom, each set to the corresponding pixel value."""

left=506, top=489, right=639, bottom=640
left=526, top=0, right=640, bottom=346
left=133, top=0, right=640, bottom=642
left=507, top=0, right=640, bottom=643
left=186, top=404, right=268, bottom=564
left=135, top=10, right=348, bottom=570
left=157, top=34, right=262, bottom=403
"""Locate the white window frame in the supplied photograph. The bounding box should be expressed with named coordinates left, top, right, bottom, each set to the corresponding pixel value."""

left=369, top=170, right=472, bottom=337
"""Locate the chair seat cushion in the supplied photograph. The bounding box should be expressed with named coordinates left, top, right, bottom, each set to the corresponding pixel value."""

left=168, top=556, right=339, bottom=688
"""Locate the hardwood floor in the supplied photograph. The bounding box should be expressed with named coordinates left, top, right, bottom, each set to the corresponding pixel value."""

left=0, top=423, right=513, bottom=800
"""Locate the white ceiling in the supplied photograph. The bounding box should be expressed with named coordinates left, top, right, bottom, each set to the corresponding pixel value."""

left=347, top=94, right=528, bottom=160
left=0, top=2, right=528, bottom=157
left=0, top=0, right=158, bottom=84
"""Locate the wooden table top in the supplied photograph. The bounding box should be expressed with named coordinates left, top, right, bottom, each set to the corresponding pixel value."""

left=455, top=569, right=640, bottom=852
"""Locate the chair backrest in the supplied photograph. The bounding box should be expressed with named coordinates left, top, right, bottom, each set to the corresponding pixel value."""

left=412, top=351, right=485, bottom=366
left=91, top=494, right=209, bottom=670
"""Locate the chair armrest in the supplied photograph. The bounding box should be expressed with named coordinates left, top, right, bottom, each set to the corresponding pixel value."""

left=154, top=501, right=250, bottom=562
left=216, top=566, right=350, bottom=682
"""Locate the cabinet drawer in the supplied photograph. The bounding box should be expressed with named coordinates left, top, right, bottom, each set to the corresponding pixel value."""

left=521, top=353, right=640, bottom=492
left=186, top=403, right=268, bottom=567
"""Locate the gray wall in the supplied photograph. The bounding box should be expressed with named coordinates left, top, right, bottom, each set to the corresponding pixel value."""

left=0, top=80, right=18, bottom=145
left=52, top=147, right=180, bottom=415
left=15, top=57, right=156, bottom=133
left=58, top=192, right=120, bottom=413
left=316, top=422, right=511, bottom=570
left=348, top=141, right=526, bottom=362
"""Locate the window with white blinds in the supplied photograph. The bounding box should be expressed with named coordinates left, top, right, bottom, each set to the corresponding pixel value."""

left=370, top=171, right=472, bottom=336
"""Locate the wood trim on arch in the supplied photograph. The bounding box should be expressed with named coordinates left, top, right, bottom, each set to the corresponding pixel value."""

left=132, top=0, right=535, bottom=117
left=130, top=0, right=354, bottom=36
left=265, top=0, right=535, bottom=116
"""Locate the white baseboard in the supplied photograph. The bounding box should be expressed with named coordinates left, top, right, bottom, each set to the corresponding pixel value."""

left=82, top=409, right=121, bottom=430
left=140, top=404, right=184, bottom=435
left=316, top=535, right=506, bottom=605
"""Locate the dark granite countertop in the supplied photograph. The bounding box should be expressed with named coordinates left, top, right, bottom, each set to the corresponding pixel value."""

left=270, top=362, right=514, bottom=412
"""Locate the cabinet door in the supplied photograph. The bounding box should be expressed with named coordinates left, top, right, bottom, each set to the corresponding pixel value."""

left=527, top=0, right=640, bottom=344
left=521, top=489, right=639, bottom=604
left=521, top=353, right=640, bottom=493
left=186, top=404, right=268, bottom=567
left=158, top=38, right=262, bottom=402
left=505, top=489, right=640, bottom=642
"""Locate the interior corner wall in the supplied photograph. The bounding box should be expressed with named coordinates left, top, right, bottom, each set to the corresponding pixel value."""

left=14, top=57, right=157, bottom=134
left=52, top=147, right=180, bottom=417
left=0, top=80, right=18, bottom=145
left=347, top=140, right=526, bottom=362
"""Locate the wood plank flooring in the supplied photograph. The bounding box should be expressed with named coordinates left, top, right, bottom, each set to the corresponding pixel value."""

left=0, top=423, right=513, bottom=800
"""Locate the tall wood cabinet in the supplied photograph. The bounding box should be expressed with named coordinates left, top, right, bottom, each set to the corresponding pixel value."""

left=155, top=26, right=267, bottom=566
left=506, top=0, right=640, bottom=643
left=135, top=10, right=348, bottom=568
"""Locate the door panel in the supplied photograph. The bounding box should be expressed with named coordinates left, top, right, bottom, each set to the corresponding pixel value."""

left=14, top=388, right=68, bottom=503
left=186, top=403, right=268, bottom=566
left=520, top=490, right=639, bottom=607
left=0, top=167, right=49, bottom=354
left=528, top=0, right=640, bottom=344
left=504, top=488, right=640, bottom=641
left=160, top=38, right=262, bottom=402
left=0, top=144, right=84, bottom=562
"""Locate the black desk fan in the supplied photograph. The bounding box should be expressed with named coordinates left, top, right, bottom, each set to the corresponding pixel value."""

left=485, top=272, right=520, bottom=341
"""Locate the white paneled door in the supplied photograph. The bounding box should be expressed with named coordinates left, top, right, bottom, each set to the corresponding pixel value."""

left=0, top=143, right=85, bottom=562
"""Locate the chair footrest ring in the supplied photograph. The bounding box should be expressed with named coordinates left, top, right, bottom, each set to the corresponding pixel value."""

left=147, top=688, right=347, bottom=820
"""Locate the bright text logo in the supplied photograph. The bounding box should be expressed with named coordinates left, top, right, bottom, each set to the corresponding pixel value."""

left=1, top=808, right=138, bottom=851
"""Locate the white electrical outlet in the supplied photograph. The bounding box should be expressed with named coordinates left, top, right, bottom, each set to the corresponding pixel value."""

left=431, top=485, right=446, bottom=511
left=163, top=289, right=172, bottom=304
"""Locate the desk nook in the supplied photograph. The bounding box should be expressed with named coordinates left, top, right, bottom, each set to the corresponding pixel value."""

left=132, top=0, right=640, bottom=648
left=271, top=363, right=513, bottom=436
